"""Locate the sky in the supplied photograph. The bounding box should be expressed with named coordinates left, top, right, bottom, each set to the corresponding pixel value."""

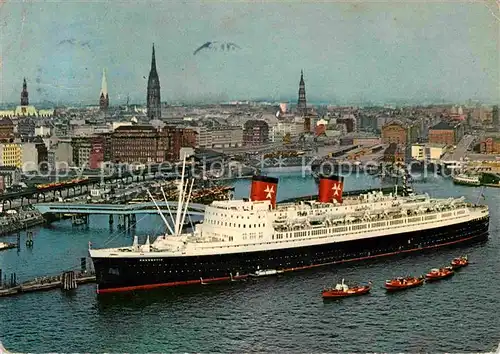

left=0, top=0, right=498, bottom=106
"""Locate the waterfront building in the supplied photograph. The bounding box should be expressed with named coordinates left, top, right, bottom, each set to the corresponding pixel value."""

left=0, top=143, right=22, bottom=168
left=209, top=127, right=243, bottom=148
left=147, top=44, right=161, bottom=120
left=381, top=120, right=408, bottom=145
left=243, top=120, right=269, bottom=146
left=428, top=121, right=464, bottom=146
left=381, top=119, right=421, bottom=145
left=411, top=143, right=446, bottom=162
left=111, top=125, right=161, bottom=164
left=163, top=127, right=197, bottom=161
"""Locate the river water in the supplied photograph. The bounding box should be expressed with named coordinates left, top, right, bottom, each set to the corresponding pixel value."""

left=0, top=172, right=499, bottom=352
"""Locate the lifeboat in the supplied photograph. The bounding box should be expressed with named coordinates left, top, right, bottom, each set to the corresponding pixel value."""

left=322, top=279, right=372, bottom=299
left=384, top=276, right=424, bottom=291
left=451, top=255, right=469, bottom=269
left=425, top=267, right=454, bottom=281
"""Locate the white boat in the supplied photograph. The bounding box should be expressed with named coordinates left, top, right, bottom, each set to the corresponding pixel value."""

left=250, top=269, right=285, bottom=277
left=452, top=173, right=481, bottom=186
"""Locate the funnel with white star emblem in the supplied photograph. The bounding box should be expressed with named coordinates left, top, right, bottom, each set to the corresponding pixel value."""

left=318, top=174, right=344, bottom=203
left=250, top=175, right=279, bottom=208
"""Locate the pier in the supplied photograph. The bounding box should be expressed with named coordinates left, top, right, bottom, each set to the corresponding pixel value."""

left=0, top=270, right=96, bottom=298
left=0, top=257, right=96, bottom=298
left=0, top=210, right=45, bottom=237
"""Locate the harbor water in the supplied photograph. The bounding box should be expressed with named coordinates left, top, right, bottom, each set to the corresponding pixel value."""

left=1, top=172, right=499, bottom=352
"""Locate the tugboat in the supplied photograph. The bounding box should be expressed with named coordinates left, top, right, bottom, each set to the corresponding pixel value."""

left=425, top=267, right=454, bottom=282
left=385, top=276, right=425, bottom=291
left=451, top=256, right=469, bottom=269
left=322, top=279, right=372, bottom=299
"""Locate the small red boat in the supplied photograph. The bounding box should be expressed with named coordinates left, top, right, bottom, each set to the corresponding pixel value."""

left=322, top=279, right=372, bottom=299
left=385, top=276, right=424, bottom=291
left=425, top=267, right=454, bottom=281
left=451, top=256, right=469, bottom=269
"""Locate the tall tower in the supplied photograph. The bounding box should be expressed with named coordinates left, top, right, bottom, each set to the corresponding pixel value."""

left=147, top=44, right=161, bottom=119
left=99, top=69, right=109, bottom=111
left=297, top=70, right=307, bottom=116
left=21, top=78, right=29, bottom=106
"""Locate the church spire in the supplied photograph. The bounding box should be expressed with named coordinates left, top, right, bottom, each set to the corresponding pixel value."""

left=147, top=43, right=161, bottom=119
left=21, top=78, right=29, bottom=106
left=151, top=43, right=157, bottom=74
left=297, top=69, right=306, bottom=116
left=100, top=68, right=108, bottom=97
left=99, top=68, right=109, bottom=111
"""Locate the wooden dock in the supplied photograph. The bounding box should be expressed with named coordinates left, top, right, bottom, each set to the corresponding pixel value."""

left=0, top=271, right=95, bottom=298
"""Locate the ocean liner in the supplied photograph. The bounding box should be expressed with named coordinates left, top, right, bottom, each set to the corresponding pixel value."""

left=89, top=159, right=490, bottom=294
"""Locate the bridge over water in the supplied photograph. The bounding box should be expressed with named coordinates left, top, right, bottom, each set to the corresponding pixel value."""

left=34, top=201, right=207, bottom=217
left=34, top=186, right=400, bottom=217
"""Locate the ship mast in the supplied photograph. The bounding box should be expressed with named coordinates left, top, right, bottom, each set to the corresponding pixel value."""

left=179, top=179, right=195, bottom=233
left=173, top=156, right=186, bottom=235
left=173, top=154, right=194, bottom=236
left=160, top=185, right=176, bottom=229
left=147, top=189, right=174, bottom=235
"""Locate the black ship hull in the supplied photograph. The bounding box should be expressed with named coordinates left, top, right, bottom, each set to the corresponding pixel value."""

left=91, top=216, right=489, bottom=294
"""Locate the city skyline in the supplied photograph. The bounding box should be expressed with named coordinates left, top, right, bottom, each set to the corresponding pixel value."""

left=0, top=1, right=498, bottom=106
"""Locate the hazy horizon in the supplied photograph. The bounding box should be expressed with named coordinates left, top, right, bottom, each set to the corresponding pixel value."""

left=0, top=1, right=498, bottom=106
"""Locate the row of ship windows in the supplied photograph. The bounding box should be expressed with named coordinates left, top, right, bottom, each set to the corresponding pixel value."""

left=206, top=219, right=266, bottom=228
left=206, top=212, right=263, bottom=220
left=138, top=224, right=477, bottom=268
left=135, top=228, right=472, bottom=268
left=198, top=214, right=471, bottom=249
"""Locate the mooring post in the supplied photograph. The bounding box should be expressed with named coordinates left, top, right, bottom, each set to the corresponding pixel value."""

left=80, top=257, right=87, bottom=273
left=61, top=271, right=77, bottom=291
left=26, top=231, right=33, bottom=248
